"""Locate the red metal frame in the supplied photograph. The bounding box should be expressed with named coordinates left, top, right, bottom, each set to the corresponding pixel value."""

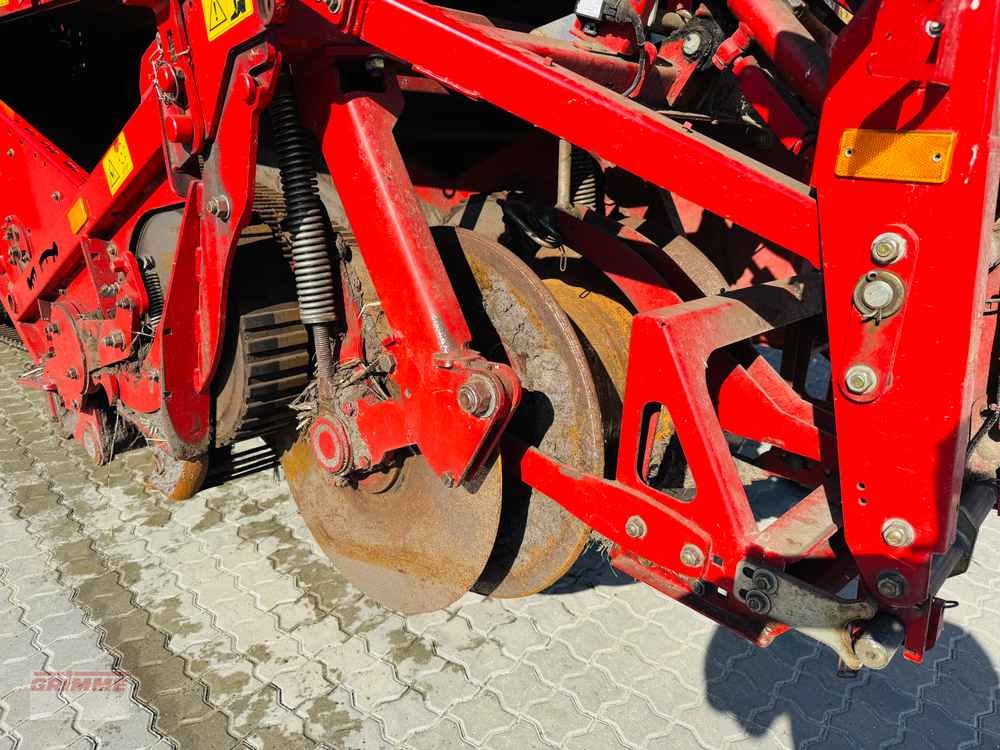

left=2, top=0, right=999, bottom=666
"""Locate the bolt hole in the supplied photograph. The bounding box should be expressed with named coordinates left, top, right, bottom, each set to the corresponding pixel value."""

left=932, top=152, right=943, bottom=162
left=711, top=554, right=724, bottom=567
left=857, top=482, right=866, bottom=491
left=844, top=147, right=854, bottom=157
left=859, top=497, right=868, bottom=506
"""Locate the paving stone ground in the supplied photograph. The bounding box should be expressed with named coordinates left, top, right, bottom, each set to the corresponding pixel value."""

left=2, top=345, right=1000, bottom=750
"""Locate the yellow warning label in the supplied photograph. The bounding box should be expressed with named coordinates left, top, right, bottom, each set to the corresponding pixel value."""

left=203, top=0, right=254, bottom=42
left=102, top=133, right=134, bottom=196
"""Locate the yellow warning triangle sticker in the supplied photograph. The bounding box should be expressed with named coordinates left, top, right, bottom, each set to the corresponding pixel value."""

left=203, top=0, right=254, bottom=41
left=208, top=0, right=226, bottom=31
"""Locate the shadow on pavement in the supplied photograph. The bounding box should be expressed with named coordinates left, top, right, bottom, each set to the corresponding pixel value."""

left=704, top=622, right=1000, bottom=748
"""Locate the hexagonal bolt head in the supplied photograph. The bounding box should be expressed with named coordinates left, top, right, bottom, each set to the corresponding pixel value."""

left=751, top=569, right=778, bottom=593
left=624, top=515, right=647, bottom=539
left=876, top=571, right=906, bottom=599
left=745, top=590, right=772, bottom=615
left=101, top=331, right=126, bottom=349
left=870, top=232, right=906, bottom=264
left=679, top=543, right=705, bottom=568
left=206, top=195, right=232, bottom=221
left=456, top=376, right=497, bottom=418
left=881, top=518, right=915, bottom=548
left=844, top=364, right=878, bottom=395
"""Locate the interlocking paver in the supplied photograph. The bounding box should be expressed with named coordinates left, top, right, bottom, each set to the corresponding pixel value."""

left=5, top=343, right=1000, bottom=750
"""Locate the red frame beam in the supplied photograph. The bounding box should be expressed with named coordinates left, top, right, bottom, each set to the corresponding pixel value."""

left=339, top=0, right=820, bottom=264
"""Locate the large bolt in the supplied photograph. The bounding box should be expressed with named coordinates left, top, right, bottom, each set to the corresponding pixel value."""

left=860, top=276, right=896, bottom=310
left=456, top=376, right=496, bottom=418
left=876, top=571, right=907, bottom=599
left=871, top=232, right=906, bottom=264
left=102, top=332, right=125, bottom=349
left=365, top=56, right=386, bottom=76
left=625, top=515, right=647, bottom=539
left=844, top=364, right=878, bottom=395
left=679, top=544, right=705, bottom=568
left=752, top=569, right=778, bottom=594
left=206, top=195, right=231, bottom=221
left=745, top=590, right=772, bottom=615
left=881, top=518, right=915, bottom=548
left=682, top=32, right=703, bottom=56
left=925, top=19, right=944, bottom=37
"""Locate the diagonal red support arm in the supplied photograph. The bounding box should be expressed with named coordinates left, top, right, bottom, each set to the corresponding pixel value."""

left=347, top=0, right=820, bottom=264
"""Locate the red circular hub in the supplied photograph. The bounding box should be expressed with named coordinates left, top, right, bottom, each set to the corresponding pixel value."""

left=309, top=417, right=352, bottom=475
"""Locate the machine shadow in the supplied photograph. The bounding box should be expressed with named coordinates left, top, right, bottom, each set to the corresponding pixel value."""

left=702, top=621, right=1000, bottom=747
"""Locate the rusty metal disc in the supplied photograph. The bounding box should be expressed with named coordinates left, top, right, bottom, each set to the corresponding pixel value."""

left=281, top=227, right=604, bottom=610
left=431, top=229, right=605, bottom=599
left=282, top=436, right=503, bottom=614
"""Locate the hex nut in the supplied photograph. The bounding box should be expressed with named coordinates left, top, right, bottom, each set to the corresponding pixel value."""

left=876, top=571, right=906, bottom=599
left=870, top=232, right=906, bottom=264
left=881, top=518, right=915, bottom=548
left=844, top=364, right=878, bottom=395
left=745, top=590, right=772, bottom=615
left=625, top=515, right=647, bottom=539
left=456, top=376, right=497, bottom=418
left=679, top=544, right=705, bottom=568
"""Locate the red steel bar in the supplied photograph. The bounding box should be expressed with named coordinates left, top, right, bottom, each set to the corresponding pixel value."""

left=352, top=0, right=821, bottom=263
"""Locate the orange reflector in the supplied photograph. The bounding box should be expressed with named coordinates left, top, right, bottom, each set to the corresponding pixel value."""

left=67, top=198, right=89, bottom=234
left=835, top=129, right=957, bottom=184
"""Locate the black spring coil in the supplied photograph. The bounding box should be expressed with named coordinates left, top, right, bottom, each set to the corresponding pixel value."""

left=269, top=76, right=337, bottom=327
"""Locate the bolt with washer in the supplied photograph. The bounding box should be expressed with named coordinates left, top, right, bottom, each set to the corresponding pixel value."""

left=844, top=364, right=878, bottom=395
left=881, top=518, right=915, bottom=548
left=876, top=571, right=906, bottom=599
left=871, top=232, right=906, bottom=264
left=206, top=195, right=232, bottom=221
left=751, top=569, right=778, bottom=593
left=745, top=590, right=772, bottom=615
left=679, top=543, right=705, bottom=568
left=625, top=515, right=647, bottom=539
left=456, top=375, right=497, bottom=418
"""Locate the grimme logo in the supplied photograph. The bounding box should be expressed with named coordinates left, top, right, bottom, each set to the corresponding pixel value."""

left=30, top=671, right=128, bottom=692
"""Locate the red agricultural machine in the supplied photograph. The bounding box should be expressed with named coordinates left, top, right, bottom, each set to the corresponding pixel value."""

left=1, top=0, right=997, bottom=673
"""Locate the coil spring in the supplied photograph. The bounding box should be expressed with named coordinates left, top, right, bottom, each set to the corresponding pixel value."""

left=570, top=147, right=601, bottom=211
left=269, top=76, right=337, bottom=327
left=140, top=258, right=164, bottom=332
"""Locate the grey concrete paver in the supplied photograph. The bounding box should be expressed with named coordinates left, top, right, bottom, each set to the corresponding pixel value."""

left=4, top=345, right=1000, bottom=749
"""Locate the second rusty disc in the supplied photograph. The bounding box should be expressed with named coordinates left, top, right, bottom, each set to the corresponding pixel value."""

left=432, top=228, right=605, bottom=599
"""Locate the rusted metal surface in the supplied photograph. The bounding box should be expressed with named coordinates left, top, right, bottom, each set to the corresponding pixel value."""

left=433, top=229, right=604, bottom=599
left=281, top=436, right=504, bottom=614
left=146, top=451, right=210, bottom=501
